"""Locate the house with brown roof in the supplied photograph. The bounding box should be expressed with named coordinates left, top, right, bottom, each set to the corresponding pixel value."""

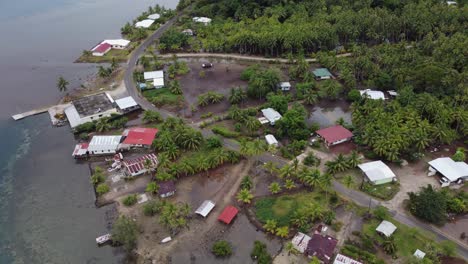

left=159, top=180, right=175, bottom=198
left=305, top=234, right=338, bottom=263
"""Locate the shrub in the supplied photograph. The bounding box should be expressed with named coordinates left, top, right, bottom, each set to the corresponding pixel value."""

left=373, top=206, right=390, bottom=221
left=212, top=126, right=240, bottom=138
left=303, top=153, right=321, bottom=167
left=212, top=240, right=232, bottom=257
left=331, top=221, right=343, bottom=232
left=142, top=110, right=163, bottom=123
left=79, top=132, right=89, bottom=140
left=251, top=240, right=272, bottom=264
left=111, top=216, right=138, bottom=252
left=75, top=122, right=95, bottom=134
left=240, top=64, right=261, bottom=81
left=206, top=136, right=222, bottom=149
left=122, top=194, right=138, bottom=207
left=142, top=200, right=162, bottom=216
left=348, top=89, right=362, bottom=102
left=96, top=184, right=110, bottom=196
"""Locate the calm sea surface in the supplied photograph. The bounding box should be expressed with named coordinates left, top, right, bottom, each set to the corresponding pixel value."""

left=0, top=0, right=176, bottom=263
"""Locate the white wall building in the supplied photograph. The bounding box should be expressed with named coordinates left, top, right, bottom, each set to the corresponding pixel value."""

left=64, top=93, right=118, bottom=129
left=358, top=160, right=396, bottom=185
left=261, top=108, right=282, bottom=125
left=147, top=13, right=160, bottom=20
left=103, top=39, right=130, bottom=49
left=360, top=89, right=385, bottom=100
left=87, top=136, right=122, bottom=155
left=195, top=200, right=216, bottom=217
left=193, top=17, right=212, bottom=25
left=135, top=19, right=155, bottom=28
left=115, top=96, right=140, bottom=113
left=265, top=134, right=278, bottom=147
left=428, top=157, right=468, bottom=186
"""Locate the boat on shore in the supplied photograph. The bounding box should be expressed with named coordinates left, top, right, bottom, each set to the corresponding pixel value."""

left=96, top=234, right=112, bottom=245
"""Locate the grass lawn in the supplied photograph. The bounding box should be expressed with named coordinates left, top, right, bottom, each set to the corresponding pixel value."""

left=254, top=191, right=326, bottom=226
left=143, top=88, right=183, bottom=107
left=335, top=169, right=400, bottom=201
left=362, top=217, right=435, bottom=259
left=76, top=49, right=130, bottom=63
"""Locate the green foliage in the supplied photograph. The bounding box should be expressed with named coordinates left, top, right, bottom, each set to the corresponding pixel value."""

left=276, top=103, right=309, bottom=141
left=158, top=201, right=191, bottom=232
left=145, top=182, right=159, bottom=194
left=266, top=93, right=289, bottom=114
left=452, top=148, right=466, bottom=162
left=348, top=89, right=362, bottom=102
left=90, top=167, right=105, bottom=186
left=168, top=80, right=183, bottom=95
left=167, top=60, right=190, bottom=78
left=159, top=28, right=189, bottom=52
left=74, top=122, right=96, bottom=134
left=142, top=110, right=163, bottom=123
left=228, top=86, right=247, bottom=105
left=56, top=76, right=69, bottom=93
left=211, top=125, right=240, bottom=138
left=96, top=184, right=110, bottom=196
left=251, top=241, right=272, bottom=264
left=206, top=136, right=222, bottom=149
left=237, top=188, right=254, bottom=204
left=212, top=240, right=232, bottom=257
left=122, top=194, right=138, bottom=207
left=268, top=182, right=281, bottom=194
left=303, top=153, right=321, bottom=167
left=247, top=67, right=281, bottom=99
left=240, top=176, right=253, bottom=190
left=197, top=91, right=225, bottom=106
left=142, top=200, right=162, bottom=216
left=373, top=206, right=390, bottom=221
left=341, top=244, right=381, bottom=264
left=408, top=185, right=447, bottom=225
left=143, top=88, right=183, bottom=107
left=240, top=64, right=261, bottom=81
left=111, top=216, right=138, bottom=252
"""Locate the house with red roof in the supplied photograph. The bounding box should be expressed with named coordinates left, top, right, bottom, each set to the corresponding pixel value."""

left=315, top=125, right=353, bottom=147
left=91, top=42, right=112, bottom=56
left=305, top=234, right=338, bottom=263
left=218, top=206, right=239, bottom=224
left=120, top=127, right=158, bottom=149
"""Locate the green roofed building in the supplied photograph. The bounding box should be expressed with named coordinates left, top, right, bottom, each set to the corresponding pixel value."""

left=312, top=68, right=333, bottom=80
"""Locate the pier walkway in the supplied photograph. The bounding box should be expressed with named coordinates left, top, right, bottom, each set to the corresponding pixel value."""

left=12, top=106, right=51, bottom=120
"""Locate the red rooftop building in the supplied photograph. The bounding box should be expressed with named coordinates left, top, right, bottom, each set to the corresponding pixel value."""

left=91, top=42, right=111, bottom=56
left=315, top=125, right=353, bottom=147
left=218, top=206, right=239, bottom=224
left=121, top=127, right=158, bottom=148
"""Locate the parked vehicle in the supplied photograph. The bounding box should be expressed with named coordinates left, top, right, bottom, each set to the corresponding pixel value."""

left=202, top=63, right=213, bottom=68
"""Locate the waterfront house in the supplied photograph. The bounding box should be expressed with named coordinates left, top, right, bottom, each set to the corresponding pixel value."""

left=115, top=96, right=140, bottom=113
left=218, top=206, right=238, bottom=224
left=359, top=89, right=385, bottom=100
left=193, top=17, right=212, bottom=25
left=312, top=68, right=333, bottom=80
left=72, top=135, right=122, bottom=158
left=135, top=19, right=155, bottom=28
left=195, top=200, right=216, bottom=217
left=123, top=153, right=158, bottom=177
left=91, top=42, right=111, bottom=56
left=159, top=180, right=175, bottom=198
left=358, top=160, right=396, bottom=185
left=64, top=92, right=118, bottom=129
left=428, top=157, right=468, bottom=187
left=279, top=81, right=291, bottom=91
left=261, top=108, right=282, bottom=125
left=120, top=127, right=158, bottom=149
left=305, top=234, right=338, bottom=263
left=147, top=13, right=160, bottom=20
left=315, top=125, right=353, bottom=147
left=376, top=220, right=397, bottom=237
left=103, top=39, right=130, bottom=49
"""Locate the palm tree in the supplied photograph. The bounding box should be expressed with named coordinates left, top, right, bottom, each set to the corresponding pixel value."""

left=169, top=80, right=183, bottom=95
left=285, top=179, right=295, bottom=190
left=244, top=117, right=261, bottom=134
left=269, top=182, right=281, bottom=194
left=285, top=241, right=299, bottom=255
left=156, top=171, right=174, bottom=181
left=240, top=176, right=253, bottom=190
left=178, top=161, right=195, bottom=176
left=95, top=118, right=111, bottom=132
left=279, top=164, right=294, bottom=179
left=347, top=151, right=362, bottom=168
left=303, top=90, right=319, bottom=105
left=263, top=219, right=277, bottom=233
left=236, top=188, right=253, bottom=204
left=98, top=66, right=111, bottom=78
left=320, top=173, right=333, bottom=200
left=343, top=175, right=355, bottom=188
left=228, top=86, right=247, bottom=105
left=263, top=161, right=278, bottom=177
left=110, top=58, right=118, bottom=72
left=145, top=182, right=159, bottom=194
left=180, top=130, right=203, bottom=150
left=164, top=144, right=180, bottom=160
left=57, top=76, right=69, bottom=93
left=382, top=236, right=397, bottom=255
left=326, top=154, right=349, bottom=174
left=304, top=168, right=321, bottom=190
left=275, top=226, right=289, bottom=238
left=239, top=139, right=266, bottom=157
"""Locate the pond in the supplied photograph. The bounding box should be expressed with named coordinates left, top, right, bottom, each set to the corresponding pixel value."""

left=306, top=99, right=352, bottom=128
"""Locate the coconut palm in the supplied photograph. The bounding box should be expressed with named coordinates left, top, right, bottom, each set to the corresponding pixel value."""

left=244, top=116, right=261, bottom=133
left=347, top=150, right=362, bottom=168
left=285, top=179, right=296, bottom=190
left=156, top=171, right=174, bottom=181
left=240, top=176, right=253, bottom=190
left=343, top=174, right=355, bottom=188
left=239, top=139, right=266, bottom=157
left=275, top=226, right=289, bottom=238
left=263, top=161, right=278, bottom=177
left=178, top=161, right=194, bottom=176
left=304, top=168, right=321, bottom=190
left=268, top=182, right=281, bottom=194
left=279, top=164, right=294, bottom=179
left=263, top=219, right=277, bottom=233
left=291, top=211, right=308, bottom=229
left=228, top=86, right=247, bottom=105
left=236, top=188, right=253, bottom=204
left=320, top=173, right=333, bottom=200
left=326, top=154, right=349, bottom=174
left=303, top=89, right=319, bottom=105
left=95, top=118, right=111, bottom=132
left=285, top=241, right=299, bottom=255
left=57, top=76, right=69, bottom=93
left=180, top=130, right=203, bottom=150
left=382, top=236, right=397, bottom=255
left=169, top=80, right=183, bottom=95
left=110, top=58, right=119, bottom=72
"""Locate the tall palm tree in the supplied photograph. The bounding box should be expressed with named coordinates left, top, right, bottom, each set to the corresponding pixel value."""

left=263, top=161, right=278, bottom=177
left=239, top=139, right=266, bottom=157
left=244, top=117, right=261, bottom=134
left=320, top=173, right=333, bottom=200
left=95, top=118, right=111, bottom=132
left=57, top=76, right=69, bottom=93
left=236, top=188, right=253, bottom=204
left=347, top=151, right=362, bottom=168
left=228, top=86, right=247, bottom=105
left=303, top=89, right=319, bottom=105
left=343, top=175, right=355, bottom=188
left=382, top=236, right=397, bottom=255
left=305, top=168, right=321, bottom=190
left=269, top=182, right=281, bottom=194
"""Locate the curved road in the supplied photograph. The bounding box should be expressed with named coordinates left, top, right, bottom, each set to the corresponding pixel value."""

left=122, top=16, right=468, bottom=260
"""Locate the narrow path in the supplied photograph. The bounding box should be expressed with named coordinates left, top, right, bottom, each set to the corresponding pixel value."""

left=122, top=15, right=468, bottom=259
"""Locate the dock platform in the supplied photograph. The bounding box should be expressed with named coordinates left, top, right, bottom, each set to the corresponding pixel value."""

left=12, top=106, right=51, bottom=121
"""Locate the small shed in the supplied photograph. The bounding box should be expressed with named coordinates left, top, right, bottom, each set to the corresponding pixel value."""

left=218, top=206, right=238, bottom=224
left=376, top=220, right=397, bottom=237
left=413, top=249, right=426, bottom=259
left=72, top=143, right=89, bottom=158
left=358, top=160, right=396, bottom=185
left=261, top=108, right=282, bottom=125
left=115, top=96, right=140, bottom=113
left=312, top=68, right=333, bottom=80
left=135, top=19, right=154, bottom=28
left=147, top=13, right=160, bottom=20
left=316, top=125, right=353, bottom=147
left=279, top=82, right=291, bottom=91
left=333, top=254, right=363, bottom=264
left=359, top=89, right=385, bottom=100
left=159, top=181, right=175, bottom=198
left=292, top=232, right=311, bottom=254
left=265, top=134, right=278, bottom=147
left=153, top=77, right=165, bottom=89
left=193, top=17, right=212, bottom=25
left=144, top=70, right=164, bottom=80
left=195, top=200, right=216, bottom=217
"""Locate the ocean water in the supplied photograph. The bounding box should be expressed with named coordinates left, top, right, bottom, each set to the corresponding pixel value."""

left=0, top=0, right=177, bottom=263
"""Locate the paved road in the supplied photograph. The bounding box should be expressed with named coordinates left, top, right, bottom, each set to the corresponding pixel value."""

left=122, top=16, right=468, bottom=260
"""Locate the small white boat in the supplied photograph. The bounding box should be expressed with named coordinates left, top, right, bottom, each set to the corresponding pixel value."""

left=161, top=236, right=172, bottom=244
left=96, top=234, right=111, bottom=245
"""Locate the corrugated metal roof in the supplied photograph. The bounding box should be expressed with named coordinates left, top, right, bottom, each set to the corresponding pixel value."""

left=358, top=161, right=396, bottom=182
left=218, top=206, right=238, bottom=224
left=115, top=96, right=138, bottom=110
left=376, top=220, right=397, bottom=237
left=316, top=125, right=353, bottom=144
left=144, top=71, right=164, bottom=80
left=359, top=89, right=385, bottom=100
left=123, top=153, right=158, bottom=176
left=195, top=200, right=216, bottom=217
left=88, top=136, right=122, bottom=153
left=261, top=108, right=282, bottom=123
left=313, top=68, right=332, bottom=77
left=135, top=19, right=154, bottom=28
left=429, top=157, right=468, bottom=182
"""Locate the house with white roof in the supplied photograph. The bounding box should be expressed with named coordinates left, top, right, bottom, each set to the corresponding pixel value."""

left=147, top=13, right=160, bottom=20
left=358, top=160, right=396, bottom=185
left=261, top=108, right=282, bottom=125
left=333, top=254, right=362, bottom=264
left=291, top=232, right=311, bottom=254
left=135, top=19, right=155, bottom=28
left=279, top=81, right=291, bottom=91
left=72, top=135, right=122, bottom=157
left=182, top=29, right=194, bottom=36
left=143, top=70, right=165, bottom=89
left=265, top=134, right=278, bottom=147
left=359, top=89, right=385, bottom=100
left=195, top=200, right=216, bottom=217
left=115, top=96, right=140, bottom=113
left=376, top=220, right=397, bottom=237
left=428, top=157, right=468, bottom=186
left=193, top=17, right=212, bottom=25
left=64, top=92, right=118, bottom=129
left=103, top=39, right=130, bottom=49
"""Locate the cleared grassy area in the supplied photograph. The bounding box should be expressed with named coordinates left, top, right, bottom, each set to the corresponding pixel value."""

left=335, top=169, right=400, bottom=201
left=362, top=218, right=435, bottom=258
left=75, top=49, right=130, bottom=63
left=143, top=88, right=183, bottom=107
left=254, top=191, right=326, bottom=226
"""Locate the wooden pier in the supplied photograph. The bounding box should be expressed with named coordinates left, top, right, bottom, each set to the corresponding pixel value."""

left=11, top=106, right=51, bottom=121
